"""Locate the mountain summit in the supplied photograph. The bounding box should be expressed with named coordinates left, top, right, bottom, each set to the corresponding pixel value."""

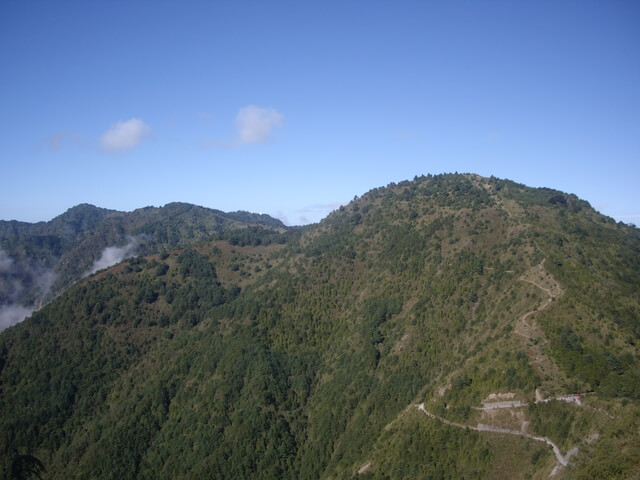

left=1, top=174, right=639, bottom=479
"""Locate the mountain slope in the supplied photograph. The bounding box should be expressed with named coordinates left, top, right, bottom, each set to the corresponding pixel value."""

left=1, top=174, right=639, bottom=479
left=0, top=203, right=287, bottom=329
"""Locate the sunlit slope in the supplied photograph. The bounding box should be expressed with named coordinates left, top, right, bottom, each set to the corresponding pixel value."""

left=1, top=174, right=638, bottom=479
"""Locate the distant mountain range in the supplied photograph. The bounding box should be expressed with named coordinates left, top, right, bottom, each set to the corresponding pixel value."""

left=0, top=202, right=288, bottom=329
left=1, top=174, right=639, bottom=479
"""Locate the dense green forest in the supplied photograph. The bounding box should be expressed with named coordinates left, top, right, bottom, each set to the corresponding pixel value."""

left=0, top=202, right=288, bottom=328
left=1, top=174, right=639, bottom=479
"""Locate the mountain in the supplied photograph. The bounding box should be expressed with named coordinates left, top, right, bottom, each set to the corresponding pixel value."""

left=0, top=203, right=288, bottom=329
left=1, top=174, right=639, bottom=479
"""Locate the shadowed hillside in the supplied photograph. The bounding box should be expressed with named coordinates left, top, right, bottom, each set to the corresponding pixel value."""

left=0, top=203, right=288, bottom=329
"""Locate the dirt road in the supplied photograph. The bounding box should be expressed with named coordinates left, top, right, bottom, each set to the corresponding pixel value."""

left=417, top=403, right=574, bottom=469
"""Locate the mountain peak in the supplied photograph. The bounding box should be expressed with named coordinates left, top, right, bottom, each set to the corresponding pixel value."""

left=1, top=176, right=639, bottom=479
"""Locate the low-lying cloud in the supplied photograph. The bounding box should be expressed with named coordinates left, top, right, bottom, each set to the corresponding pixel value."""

left=0, top=304, right=35, bottom=331
left=0, top=249, right=57, bottom=331
left=0, top=235, right=149, bottom=331
left=86, top=235, right=146, bottom=276
left=235, top=105, right=283, bottom=144
left=100, top=118, right=151, bottom=153
left=0, top=249, right=14, bottom=271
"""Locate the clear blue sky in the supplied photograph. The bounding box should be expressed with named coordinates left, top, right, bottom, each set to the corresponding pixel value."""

left=1, top=1, right=638, bottom=225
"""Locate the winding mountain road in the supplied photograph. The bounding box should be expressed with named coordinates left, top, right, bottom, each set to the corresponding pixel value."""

left=512, top=262, right=565, bottom=379
left=412, top=263, right=587, bottom=476
left=417, top=403, right=576, bottom=471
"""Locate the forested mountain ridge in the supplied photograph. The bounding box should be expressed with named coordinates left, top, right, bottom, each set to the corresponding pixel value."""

left=0, top=202, right=288, bottom=329
left=1, top=173, right=639, bottom=479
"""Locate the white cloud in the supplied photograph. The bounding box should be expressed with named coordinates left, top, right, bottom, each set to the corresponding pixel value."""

left=85, top=235, right=146, bottom=276
left=235, top=105, right=283, bottom=144
left=100, top=118, right=151, bottom=153
left=0, top=304, right=35, bottom=331
left=0, top=249, right=57, bottom=331
left=0, top=249, right=14, bottom=272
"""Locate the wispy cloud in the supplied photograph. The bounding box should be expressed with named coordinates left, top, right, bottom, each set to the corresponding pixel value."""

left=235, top=105, right=283, bottom=144
left=47, top=131, right=66, bottom=150
left=36, top=130, right=86, bottom=152
left=0, top=249, right=57, bottom=331
left=100, top=118, right=151, bottom=153
left=295, top=203, right=343, bottom=225
left=85, top=235, right=147, bottom=276
left=0, top=249, right=14, bottom=271
left=274, top=210, right=289, bottom=225
left=0, top=304, right=35, bottom=331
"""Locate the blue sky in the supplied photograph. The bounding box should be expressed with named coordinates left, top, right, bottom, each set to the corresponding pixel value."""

left=1, top=1, right=638, bottom=226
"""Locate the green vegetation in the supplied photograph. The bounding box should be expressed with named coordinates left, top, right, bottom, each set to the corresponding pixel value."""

left=0, top=202, right=287, bottom=314
left=362, top=410, right=492, bottom=479
left=1, top=173, right=639, bottom=479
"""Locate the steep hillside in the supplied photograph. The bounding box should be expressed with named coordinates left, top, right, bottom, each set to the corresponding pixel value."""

left=0, top=203, right=287, bottom=329
left=1, top=174, right=639, bottom=479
